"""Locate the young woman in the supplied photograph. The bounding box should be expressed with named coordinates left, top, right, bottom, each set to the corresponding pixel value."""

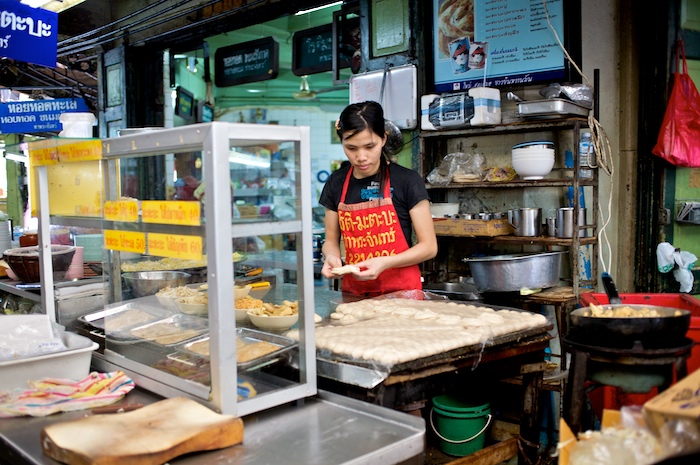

left=319, top=101, right=437, bottom=297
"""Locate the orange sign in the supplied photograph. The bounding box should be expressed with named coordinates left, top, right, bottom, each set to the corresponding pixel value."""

left=104, top=230, right=146, bottom=254
left=28, top=140, right=59, bottom=166
left=104, top=200, right=139, bottom=222
left=141, top=201, right=201, bottom=226
left=147, top=233, right=203, bottom=260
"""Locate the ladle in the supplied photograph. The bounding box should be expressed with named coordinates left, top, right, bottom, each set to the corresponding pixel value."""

left=601, top=272, right=622, bottom=305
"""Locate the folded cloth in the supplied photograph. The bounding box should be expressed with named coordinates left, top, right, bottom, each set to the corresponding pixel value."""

left=0, top=371, right=134, bottom=418
left=54, top=282, right=105, bottom=299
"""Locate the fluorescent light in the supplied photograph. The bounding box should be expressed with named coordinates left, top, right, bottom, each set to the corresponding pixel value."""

left=295, top=1, right=343, bottom=15
left=229, top=151, right=270, bottom=168
left=4, top=153, right=28, bottom=163
left=247, top=89, right=264, bottom=93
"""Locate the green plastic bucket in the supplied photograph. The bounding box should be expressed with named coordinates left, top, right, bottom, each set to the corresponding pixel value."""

left=430, top=395, right=492, bottom=457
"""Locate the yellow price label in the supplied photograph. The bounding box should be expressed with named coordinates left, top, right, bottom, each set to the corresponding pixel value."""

left=104, top=200, right=139, bottom=222
left=104, top=230, right=146, bottom=254
left=141, top=201, right=201, bottom=226
left=147, top=233, right=203, bottom=261
left=28, top=144, right=59, bottom=166
left=57, top=140, right=102, bottom=162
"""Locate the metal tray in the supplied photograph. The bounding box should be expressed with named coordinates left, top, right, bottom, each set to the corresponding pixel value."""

left=518, top=98, right=590, bottom=118
left=117, top=313, right=208, bottom=346
left=176, top=327, right=298, bottom=371
left=78, top=303, right=172, bottom=336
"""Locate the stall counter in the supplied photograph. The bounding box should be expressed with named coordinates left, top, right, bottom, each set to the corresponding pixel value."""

left=0, top=388, right=424, bottom=465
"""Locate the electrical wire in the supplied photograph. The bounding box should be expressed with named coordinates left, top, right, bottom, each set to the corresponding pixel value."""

left=542, top=0, right=613, bottom=274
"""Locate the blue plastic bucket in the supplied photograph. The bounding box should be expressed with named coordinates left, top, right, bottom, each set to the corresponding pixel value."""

left=430, top=395, right=492, bottom=457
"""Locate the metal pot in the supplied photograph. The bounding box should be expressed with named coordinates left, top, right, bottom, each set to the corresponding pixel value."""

left=569, top=305, right=691, bottom=347
left=462, top=251, right=563, bottom=292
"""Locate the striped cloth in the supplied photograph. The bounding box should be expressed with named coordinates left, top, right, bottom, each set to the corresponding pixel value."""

left=0, top=371, right=134, bottom=418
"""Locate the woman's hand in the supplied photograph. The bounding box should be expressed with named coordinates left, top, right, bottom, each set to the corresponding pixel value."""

left=321, top=254, right=343, bottom=279
left=351, top=257, right=389, bottom=281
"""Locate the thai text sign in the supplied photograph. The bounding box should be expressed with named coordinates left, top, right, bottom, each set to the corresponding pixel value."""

left=147, top=233, right=203, bottom=261
left=141, top=201, right=201, bottom=226
left=215, top=37, right=279, bottom=87
left=0, top=0, right=57, bottom=67
left=0, top=98, right=89, bottom=134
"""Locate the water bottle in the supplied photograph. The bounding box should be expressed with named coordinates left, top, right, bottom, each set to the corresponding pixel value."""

left=579, top=131, right=593, bottom=179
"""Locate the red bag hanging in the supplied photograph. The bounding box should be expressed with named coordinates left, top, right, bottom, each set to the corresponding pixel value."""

left=652, top=39, right=700, bottom=167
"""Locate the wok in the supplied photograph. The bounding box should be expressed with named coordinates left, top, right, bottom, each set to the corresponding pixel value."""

left=569, top=305, right=691, bottom=347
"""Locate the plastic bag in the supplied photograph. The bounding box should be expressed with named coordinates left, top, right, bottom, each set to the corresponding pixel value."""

left=652, top=39, right=700, bottom=167
left=426, top=152, right=485, bottom=185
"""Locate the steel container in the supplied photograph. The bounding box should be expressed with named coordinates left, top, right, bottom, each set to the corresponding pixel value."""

left=463, top=251, right=564, bottom=292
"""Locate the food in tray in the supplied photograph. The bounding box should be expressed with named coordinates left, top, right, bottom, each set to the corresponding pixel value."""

left=129, top=321, right=203, bottom=345
left=287, top=298, right=548, bottom=366
left=103, top=309, right=157, bottom=332
left=120, top=252, right=244, bottom=272
left=185, top=338, right=280, bottom=363
left=584, top=303, right=682, bottom=318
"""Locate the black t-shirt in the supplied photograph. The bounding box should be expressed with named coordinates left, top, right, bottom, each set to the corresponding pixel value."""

left=319, top=163, right=429, bottom=245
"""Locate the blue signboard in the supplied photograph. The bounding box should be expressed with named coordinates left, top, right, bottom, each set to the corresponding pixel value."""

left=0, top=98, right=90, bottom=134
left=0, top=0, right=58, bottom=67
left=433, top=0, right=566, bottom=92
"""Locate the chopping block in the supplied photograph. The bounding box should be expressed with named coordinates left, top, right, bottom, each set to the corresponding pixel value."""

left=41, top=397, right=244, bottom=465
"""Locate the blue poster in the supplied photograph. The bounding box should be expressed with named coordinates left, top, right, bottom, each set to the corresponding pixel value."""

left=0, top=0, right=58, bottom=67
left=0, top=98, right=89, bottom=134
left=433, top=0, right=566, bottom=92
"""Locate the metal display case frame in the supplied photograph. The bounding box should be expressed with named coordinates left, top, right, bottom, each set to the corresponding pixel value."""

left=31, top=123, right=316, bottom=416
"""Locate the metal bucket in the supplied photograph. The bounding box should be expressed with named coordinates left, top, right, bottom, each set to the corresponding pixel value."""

left=463, top=251, right=564, bottom=292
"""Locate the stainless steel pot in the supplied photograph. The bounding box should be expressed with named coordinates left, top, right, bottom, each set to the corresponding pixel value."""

left=462, top=251, right=564, bottom=292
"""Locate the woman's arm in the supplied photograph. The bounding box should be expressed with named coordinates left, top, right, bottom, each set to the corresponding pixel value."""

left=321, top=208, right=344, bottom=279
left=354, top=199, right=437, bottom=280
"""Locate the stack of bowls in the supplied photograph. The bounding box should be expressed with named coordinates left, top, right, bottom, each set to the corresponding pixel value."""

left=511, top=141, right=555, bottom=180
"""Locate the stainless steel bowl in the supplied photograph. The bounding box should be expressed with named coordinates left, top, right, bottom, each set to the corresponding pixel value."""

left=463, top=251, right=564, bottom=292
left=122, top=271, right=191, bottom=297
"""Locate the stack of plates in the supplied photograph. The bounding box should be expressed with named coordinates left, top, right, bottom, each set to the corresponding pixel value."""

left=0, top=221, right=11, bottom=255
left=64, top=246, right=84, bottom=280
left=511, top=141, right=555, bottom=180
left=74, top=234, right=103, bottom=262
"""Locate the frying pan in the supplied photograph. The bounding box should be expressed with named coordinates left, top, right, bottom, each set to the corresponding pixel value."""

left=569, top=272, right=691, bottom=346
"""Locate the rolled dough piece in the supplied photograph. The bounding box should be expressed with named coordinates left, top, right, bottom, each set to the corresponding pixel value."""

left=331, top=264, right=361, bottom=275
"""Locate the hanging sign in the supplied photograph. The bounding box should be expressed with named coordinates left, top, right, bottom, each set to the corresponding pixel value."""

left=291, top=23, right=355, bottom=76
left=433, top=0, right=566, bottom=92
left=0, top=98, right=89, bottom=134
left=0, top=0, right=57, bottom=67
left=214, top=37, right=279, bottom=87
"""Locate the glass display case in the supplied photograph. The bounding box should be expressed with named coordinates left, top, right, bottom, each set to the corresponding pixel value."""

left=30, top=123, right=316, bottom=416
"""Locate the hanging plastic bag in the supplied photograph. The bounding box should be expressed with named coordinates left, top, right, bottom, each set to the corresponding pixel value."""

left=652, top=39, right=700, bottom=167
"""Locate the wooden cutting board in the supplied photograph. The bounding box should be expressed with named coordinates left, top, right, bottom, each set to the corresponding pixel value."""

left=41, top=397, right=244, bottom=465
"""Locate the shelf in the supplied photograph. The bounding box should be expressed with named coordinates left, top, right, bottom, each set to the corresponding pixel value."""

left=435, top=234, right=597, bottom=246
left=420, top=117, right=588, bottom=138
left=426, top=177, right=597, bottom=189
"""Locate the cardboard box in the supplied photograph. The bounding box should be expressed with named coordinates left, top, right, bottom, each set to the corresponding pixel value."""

left=433, top=218, right=514, bottom=237
left=643, top=367, right=700, bottom=435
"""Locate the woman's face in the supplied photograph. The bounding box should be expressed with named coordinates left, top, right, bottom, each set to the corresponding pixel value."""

left=341, top=128, right=387, bottom=178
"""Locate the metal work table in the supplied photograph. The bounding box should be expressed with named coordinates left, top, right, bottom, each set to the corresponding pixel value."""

left=0, top=389, right=424, bottom=465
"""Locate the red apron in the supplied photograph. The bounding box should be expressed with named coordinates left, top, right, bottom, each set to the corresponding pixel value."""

left=338, top=167, right=422, bottom=296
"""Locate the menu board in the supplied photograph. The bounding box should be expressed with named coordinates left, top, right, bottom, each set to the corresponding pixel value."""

left=215, top=37, right=279, bottom=87
left=433, top=0, right=566, bottom=92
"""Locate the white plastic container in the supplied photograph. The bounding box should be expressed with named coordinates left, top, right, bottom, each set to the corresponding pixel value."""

left=0, top=332, right=98, bottom=390
left=421, top=94, right=440, bottom=130
left=468, top=87, right=501, bottom=126
left=59, top=112, right=96, bottom=138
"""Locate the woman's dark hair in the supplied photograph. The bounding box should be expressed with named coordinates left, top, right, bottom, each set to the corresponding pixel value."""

left=336, top=101, right=391, bottom=197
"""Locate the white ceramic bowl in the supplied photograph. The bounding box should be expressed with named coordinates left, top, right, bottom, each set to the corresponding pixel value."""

left=176, top=297, right=208, bottom=316
left=512, top=156, right=555, bottom=180
left=234, top=285, right=252, bottom=300
left=511, top=148, right=555, bottom=157
left=247, top=311, right=299, bottom=331
left=156, top=294, right=179, bottom=310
